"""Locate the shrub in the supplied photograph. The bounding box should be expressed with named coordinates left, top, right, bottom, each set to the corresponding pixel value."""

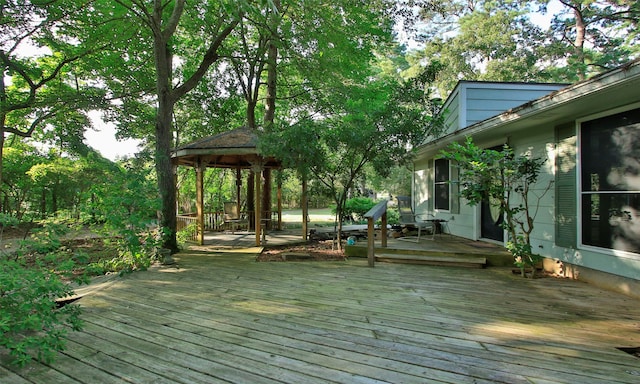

left=0, top=260, right=82, bottom=366
left=332, top=197, right=377, bottom=222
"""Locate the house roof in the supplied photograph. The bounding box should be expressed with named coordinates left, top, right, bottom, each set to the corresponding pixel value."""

left=417, top=58, right=640, bottom=157
left=171, top=127, right=281, bottom=169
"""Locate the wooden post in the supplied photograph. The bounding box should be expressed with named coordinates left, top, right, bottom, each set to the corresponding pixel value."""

left=277, top=171, right=282, bottom=230
left=367, top=217, right=375, bottom=267
left=174, top=164, right=179, bottom=215
left=262, top=168, right=271, bottom=229
left=247, top=170, right=255, bottom=230
left=235, top=168, right=242, bottom=218
left=195, top=161, right=205, bottom=246
left=381, top=211, right=387, bottom=248
left=302, top=177, right=308, bottom=241
left=363, top=199, right=389, bottom=268
left=252, top=164, right=263, bottom=246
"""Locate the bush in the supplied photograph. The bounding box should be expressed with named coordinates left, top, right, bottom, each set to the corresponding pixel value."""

left=0, top=219, right=86, bottom=366
left=385, top=208, right=400, bottom=225
left=177, top=223, right=197, bottom=249
left=0, top=260, right=82, bottom=366
left=333, top=197, right=376, bottom=222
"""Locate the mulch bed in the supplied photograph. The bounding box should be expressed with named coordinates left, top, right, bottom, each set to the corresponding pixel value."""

left=257, top=240, right=347, bottom=262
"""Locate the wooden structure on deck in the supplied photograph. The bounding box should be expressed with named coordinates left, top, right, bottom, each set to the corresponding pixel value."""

left=172, top=127, right=305, bottom=246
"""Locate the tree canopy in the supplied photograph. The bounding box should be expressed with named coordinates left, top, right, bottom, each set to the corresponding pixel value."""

left=1, top=0, right=637, bottom=240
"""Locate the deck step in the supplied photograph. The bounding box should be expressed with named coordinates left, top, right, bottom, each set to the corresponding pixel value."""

left=374, top=253, right=486, bottom=268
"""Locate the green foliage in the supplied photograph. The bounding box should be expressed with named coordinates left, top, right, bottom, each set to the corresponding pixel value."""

left=385, top=207, right=400, bottom=225
left=89, top=165, right=162, bottom=274
left=0, top=219, right=84, bottom=366
left=262, top=61, right=442, bottom=246
left=507, top=237, right=543, bottom=277
left=338, top=197, right=377, bottom=222
left=0, top=260, right=82, bottom=366
left=441, top=137, right=550, bottom=277
left=403, top=0, right=638, bottom=93
left=176, top=223, right=197, bottom=249
left=17, top=222, right=69, bottom=255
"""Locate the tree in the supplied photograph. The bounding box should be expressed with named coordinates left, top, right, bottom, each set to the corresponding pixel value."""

left=441, top=138, right=551, bottom=277
left=544, top=0, right=640, bottom=81
left=401, top=0, right=639, bottom=95
left=264, top=63, right=443, bottom=247
left=1, top=139, right=45, bottom=218
left=0, top=0, right=106, bottom=191
left=108, top=0, right=242, bottom=251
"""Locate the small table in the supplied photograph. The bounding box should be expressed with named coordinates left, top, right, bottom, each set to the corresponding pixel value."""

left=427, top=219, right=449, bottom=236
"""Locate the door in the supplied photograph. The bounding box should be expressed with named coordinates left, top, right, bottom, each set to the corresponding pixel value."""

left=481, top=198, right=504, bottom=241
left=480, top=144, right=504, bottom=242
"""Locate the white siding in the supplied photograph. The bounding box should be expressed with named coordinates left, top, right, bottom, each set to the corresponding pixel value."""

left=413, top=160, right=430, bottom=214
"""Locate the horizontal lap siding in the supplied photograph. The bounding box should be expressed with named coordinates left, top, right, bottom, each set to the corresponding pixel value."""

left=509, top=127, right=557, bottom=252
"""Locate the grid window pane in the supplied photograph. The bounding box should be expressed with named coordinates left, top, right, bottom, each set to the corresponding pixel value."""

left=580, top=108, right=640, bottom=254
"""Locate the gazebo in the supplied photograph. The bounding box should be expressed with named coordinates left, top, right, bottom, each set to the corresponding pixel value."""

left=171, top=127, right=302, bottom=246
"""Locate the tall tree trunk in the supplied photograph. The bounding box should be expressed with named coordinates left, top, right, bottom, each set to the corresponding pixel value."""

left=262, top=0, right=280, bottom=231
left=572, top=3, right=587, bottom=80
left=141, top=0, right=238, bottom=251
left=153, top=30, right=179, bottom=250
left=0, top=68, right=7, bottom=203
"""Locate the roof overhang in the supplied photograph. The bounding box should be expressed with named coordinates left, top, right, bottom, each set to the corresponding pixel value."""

left=171, top=127, right=281, bottom=169
left=416, top=59, right=640, bottom=158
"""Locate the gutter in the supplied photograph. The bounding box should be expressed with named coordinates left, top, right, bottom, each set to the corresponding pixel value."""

left=416, top=59, right=640, bottom=157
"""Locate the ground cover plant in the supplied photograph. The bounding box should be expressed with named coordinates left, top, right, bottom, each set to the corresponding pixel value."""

left=0, top=214, right=161, bottom=366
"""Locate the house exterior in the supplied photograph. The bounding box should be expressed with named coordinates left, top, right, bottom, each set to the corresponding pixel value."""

left=412, top=59, right=640, bottom=297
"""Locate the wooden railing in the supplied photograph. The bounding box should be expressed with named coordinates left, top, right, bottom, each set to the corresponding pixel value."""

left=177, top=212, right=227, bottom=241
left=176, top=210, right=279, bottom=242
left=363, top=200, right=388, bottom=267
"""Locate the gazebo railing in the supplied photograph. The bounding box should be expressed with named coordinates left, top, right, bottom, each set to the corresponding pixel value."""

left=177, top=210, right=281, bottom=242
left=177, top=212, right=225, bottom=240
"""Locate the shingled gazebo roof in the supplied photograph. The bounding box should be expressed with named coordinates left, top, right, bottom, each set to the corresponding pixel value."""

left=171, top=127, right=281, bottom=168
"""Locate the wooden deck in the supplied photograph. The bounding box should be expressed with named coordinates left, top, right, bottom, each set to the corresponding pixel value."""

left=2, top=243, right=640, bottom=383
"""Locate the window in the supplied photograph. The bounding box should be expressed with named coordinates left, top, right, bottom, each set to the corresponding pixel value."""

left=434, top=158, right=450, bottom=211
left=580, top=107, right=640, bottom=255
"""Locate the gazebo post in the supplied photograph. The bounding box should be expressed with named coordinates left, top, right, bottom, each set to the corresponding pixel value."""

left=277, top=171, right=282, bottom=231
left=235, top=168, right=242, bottom=219
left=262, top=168, right=271, bottom=229
left=302, top=177, right=308, bottom=241
left=252, top=163, right=264, bottom=246
left=174, top=164, right=179, bottom=215
left=196, top=160, right=205, bottom=245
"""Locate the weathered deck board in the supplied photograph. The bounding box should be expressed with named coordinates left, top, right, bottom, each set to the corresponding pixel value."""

left=2, top=248, right=640, bottom=383
left=108, top=261, right=634, bottom=383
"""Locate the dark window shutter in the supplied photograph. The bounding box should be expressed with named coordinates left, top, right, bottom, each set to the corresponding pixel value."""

left=450, top=164, right=460, bottom=214
left=555, top=123, right=577, bottom=248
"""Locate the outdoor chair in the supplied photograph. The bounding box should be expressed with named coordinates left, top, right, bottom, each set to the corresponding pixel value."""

left=223, top=201, right=247, bottom=233
left=396, top=196, right=435, bottom=242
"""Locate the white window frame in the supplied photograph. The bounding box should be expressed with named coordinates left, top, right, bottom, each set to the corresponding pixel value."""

left=577, top=102, right=640, bottom=260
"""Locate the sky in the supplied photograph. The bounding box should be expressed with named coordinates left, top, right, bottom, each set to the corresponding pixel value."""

left=85, top=112, right=141, bottom=161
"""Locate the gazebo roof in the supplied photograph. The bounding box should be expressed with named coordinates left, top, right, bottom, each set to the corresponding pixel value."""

left=171, top=127, right=281, bottom=168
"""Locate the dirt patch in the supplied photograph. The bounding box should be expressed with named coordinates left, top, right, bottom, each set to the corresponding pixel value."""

left=258, top=240, right=347, bottom=262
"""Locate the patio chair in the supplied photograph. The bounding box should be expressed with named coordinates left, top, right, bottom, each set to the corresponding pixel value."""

left=223, top=201, right=247, bottom=233
left=396, top=196, right=435, bottom=242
